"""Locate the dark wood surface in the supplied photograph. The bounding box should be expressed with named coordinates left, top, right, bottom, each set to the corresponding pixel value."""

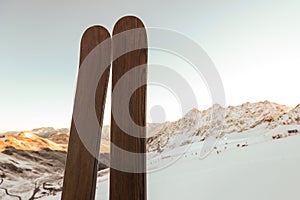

left=61, top=26, right=111, bottom=200
left=110, top=16, right=148, bottom=200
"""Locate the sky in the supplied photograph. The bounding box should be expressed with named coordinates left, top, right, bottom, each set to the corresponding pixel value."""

left=1, top=0, right=300, bottom=131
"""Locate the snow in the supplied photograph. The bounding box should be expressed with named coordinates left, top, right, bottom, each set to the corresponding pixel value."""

left=43, top=125, right=300, bottom=200
left=149, top=134, right=300, bottom=200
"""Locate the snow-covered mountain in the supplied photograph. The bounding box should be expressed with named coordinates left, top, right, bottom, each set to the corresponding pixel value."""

left=0, top=146, right=66, bottom=199
left=1, top=101, right=300, bottom=199
left=146, top=100, right=293, bottom=152
left=275, top=104, right=300, bottom=125
left=1, top=101, right=297, bottom=156
left=0, top=131, right=67, bottom=152
left=0, top=128, right=109, bottom=199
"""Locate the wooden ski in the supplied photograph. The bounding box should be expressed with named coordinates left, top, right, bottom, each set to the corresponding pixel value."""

left=110, top=16, right=148, bottom=200
left=62, top=26, right=111, bottom=200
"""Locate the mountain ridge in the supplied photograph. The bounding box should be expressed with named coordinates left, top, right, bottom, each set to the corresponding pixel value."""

left=0, top=101, right=298, bottom=153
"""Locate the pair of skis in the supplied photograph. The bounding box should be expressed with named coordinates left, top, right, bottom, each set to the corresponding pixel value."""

left=61, top=16, right=147, bottom=200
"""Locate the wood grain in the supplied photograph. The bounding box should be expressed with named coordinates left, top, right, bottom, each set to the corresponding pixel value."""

left=110, top=16, right=148, bottom=200
left=61, top=26, right=111, bottom=200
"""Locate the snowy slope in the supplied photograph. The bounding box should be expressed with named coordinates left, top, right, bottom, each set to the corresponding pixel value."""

left=148, top=134, right=300, bottom=200
left=42, top=124, right=300, bottom=200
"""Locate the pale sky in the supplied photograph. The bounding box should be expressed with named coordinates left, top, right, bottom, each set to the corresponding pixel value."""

left=1, top=0, right=300, bottom=131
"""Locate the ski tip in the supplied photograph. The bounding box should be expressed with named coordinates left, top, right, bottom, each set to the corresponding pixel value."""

left=79, top=25, right=111, bottom=63
left=113, top=16, right=145, bottom=35
left=81, top=25, right=110, bottom=45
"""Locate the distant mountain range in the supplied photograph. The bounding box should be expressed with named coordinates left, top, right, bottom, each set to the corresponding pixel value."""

left=1, top=101, right=299, bottom=154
